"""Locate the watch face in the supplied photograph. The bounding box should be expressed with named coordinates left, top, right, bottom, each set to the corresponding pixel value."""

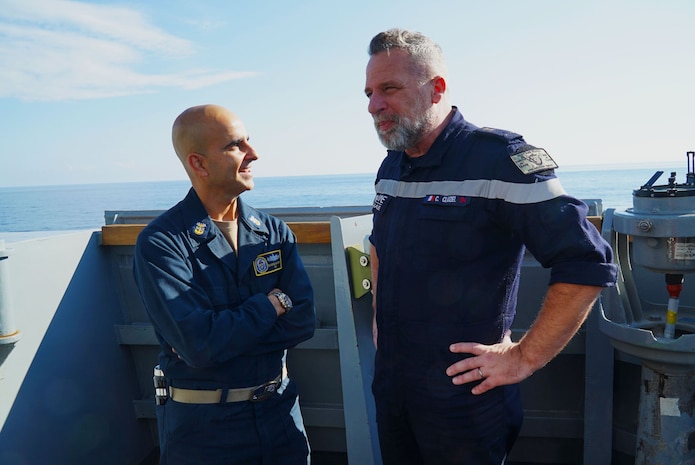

left=281, top=293, right=293, bottom=309
left=275, top=292, right=292, bottom=310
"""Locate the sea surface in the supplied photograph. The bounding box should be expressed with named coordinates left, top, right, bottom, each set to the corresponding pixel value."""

left=0, top=164, right=687, bottom=234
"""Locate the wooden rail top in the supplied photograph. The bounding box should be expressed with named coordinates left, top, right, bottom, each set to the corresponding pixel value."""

left=101, top=216, right=603, bottom=247
left=101, top=222, right=332, bottom=246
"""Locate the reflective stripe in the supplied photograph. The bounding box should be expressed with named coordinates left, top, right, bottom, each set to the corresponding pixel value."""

left=290, top=396, right=311, bottom=464
left=375, top=177, right=567, bottom=204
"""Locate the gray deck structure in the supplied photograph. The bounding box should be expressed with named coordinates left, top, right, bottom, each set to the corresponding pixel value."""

left=1, top=202, right=689, bottom=464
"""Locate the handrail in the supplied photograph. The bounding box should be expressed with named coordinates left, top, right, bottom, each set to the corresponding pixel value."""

left=101, top=222, right=332, bottom=246
left=587, top=216, right=602, bottom=231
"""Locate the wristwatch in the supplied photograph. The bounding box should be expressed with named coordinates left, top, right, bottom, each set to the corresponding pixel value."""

left=272, top=291, right=293, bottom=313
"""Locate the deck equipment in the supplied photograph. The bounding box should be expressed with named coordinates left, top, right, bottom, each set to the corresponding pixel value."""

left=602, top=151, right=695, bottom=464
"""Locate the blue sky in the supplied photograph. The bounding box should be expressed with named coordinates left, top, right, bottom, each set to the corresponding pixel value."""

left=1, top=0, right=694, bottom=187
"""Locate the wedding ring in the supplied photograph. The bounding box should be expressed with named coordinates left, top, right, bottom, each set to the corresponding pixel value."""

left=477, top=367, right=484, bottom=379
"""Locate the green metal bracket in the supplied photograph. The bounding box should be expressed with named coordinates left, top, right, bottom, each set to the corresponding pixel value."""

left=346, top=246, right=372, bottom=299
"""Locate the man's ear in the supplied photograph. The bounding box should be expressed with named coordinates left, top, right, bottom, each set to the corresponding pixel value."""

left=187, top=153, right=208, bottom=177
left=431, top=75, right=447, bottom=103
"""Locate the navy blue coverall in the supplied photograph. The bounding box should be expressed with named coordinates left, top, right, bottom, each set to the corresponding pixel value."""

left=370, top=108, right=618, bottom=465
left=133, top=188, right=315, bottom=465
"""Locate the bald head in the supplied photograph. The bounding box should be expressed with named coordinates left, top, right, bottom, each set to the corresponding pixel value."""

left=169, top=104, right=258, bottom=209
left=172, top=104, right=238, bottom=164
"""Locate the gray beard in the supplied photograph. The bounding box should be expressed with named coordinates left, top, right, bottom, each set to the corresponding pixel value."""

left=375, top=111, right=431, bottom=152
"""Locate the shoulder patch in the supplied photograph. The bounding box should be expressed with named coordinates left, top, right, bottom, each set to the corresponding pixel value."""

left=510, top=148, right=558, bottom=175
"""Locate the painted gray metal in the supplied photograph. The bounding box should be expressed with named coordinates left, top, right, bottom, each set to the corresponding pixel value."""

left=602, top=207, right=695, bottom=464
left=0, top=232, right=154, bottom=465
left=613, top=209, right=695, bottom=274
left=0, top=240, right=21, bottom=343
left=601, top=209, right=695, bottom=364
left=330, top=214, right=382, bottom=465
left=635, top=363, right=695, bottom=464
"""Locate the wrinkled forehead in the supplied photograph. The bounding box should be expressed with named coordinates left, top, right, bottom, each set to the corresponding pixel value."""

left=366, top=50, right=417, bottom=87
left=367, top=49, right=413, bottom=74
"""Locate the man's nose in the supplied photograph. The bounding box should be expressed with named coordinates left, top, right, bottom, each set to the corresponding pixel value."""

left=368, top=93, right=386, bottom=115
left=246, top=143, right=259, bottom=160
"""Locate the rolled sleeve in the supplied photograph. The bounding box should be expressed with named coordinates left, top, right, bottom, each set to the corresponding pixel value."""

left=516, top=197, right=618, bottom=288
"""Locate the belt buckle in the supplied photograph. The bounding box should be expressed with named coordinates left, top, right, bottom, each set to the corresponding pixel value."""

left=250, top=380, right=279, bottom=402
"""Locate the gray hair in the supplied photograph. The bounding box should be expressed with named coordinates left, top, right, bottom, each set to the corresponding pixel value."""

left=368, top=28, right=448, bottom=80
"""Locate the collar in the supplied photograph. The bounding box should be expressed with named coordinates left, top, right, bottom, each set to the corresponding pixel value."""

left=181, top=188, right=269, bottom=243
left=237, top=199, right=269, bottom=239
left=395, top=107, right=474, bottom=171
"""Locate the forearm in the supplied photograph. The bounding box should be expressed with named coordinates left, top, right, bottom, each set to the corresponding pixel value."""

left=518, top=282, right=602, bottom=373
left=257, top=246, right=317, bottom=352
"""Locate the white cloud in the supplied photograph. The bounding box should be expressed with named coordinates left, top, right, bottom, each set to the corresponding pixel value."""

left=0, top=0, right=257, bottom=101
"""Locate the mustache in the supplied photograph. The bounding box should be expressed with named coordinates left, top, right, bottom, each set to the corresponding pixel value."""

left=373, top=114, right=399, bottom=123
left=373, top=114, right=401, bottom=130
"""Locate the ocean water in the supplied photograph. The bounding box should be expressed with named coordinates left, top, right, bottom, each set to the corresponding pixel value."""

left=0, top=165, right=686, bottom=233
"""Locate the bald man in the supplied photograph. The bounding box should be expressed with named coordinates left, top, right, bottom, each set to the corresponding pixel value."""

left=133, top=105, right=315, bottom=465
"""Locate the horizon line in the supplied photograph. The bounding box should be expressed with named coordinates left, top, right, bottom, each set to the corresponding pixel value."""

left=0, top=159, right=687, bottom=189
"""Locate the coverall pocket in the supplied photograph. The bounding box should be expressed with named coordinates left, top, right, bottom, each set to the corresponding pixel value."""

left=414, top=201, right=482, bottom=263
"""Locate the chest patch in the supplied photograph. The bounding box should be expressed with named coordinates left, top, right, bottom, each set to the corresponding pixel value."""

left=511, top=148, right=558, bottom=175
left=254, top=250, right=282, bottom=276
left=424, top=194, right=468, bottom=206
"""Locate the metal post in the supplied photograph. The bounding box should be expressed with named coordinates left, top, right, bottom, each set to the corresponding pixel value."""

left=0, top=240, right=21, bottom=367
left=635, top=361, right=695, bottom=464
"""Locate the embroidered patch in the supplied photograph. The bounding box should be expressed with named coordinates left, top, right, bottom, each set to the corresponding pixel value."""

left=248, top=215, right=261, bottom=227
left=424, top=195, right=468, bottom=205
left=254, top=250, right=282, bottom=276
left=192, top=222, right=207, bottom=236
left=373, top=194, right=389, bottom=212
left=510, top=148, right=558, bottom=175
